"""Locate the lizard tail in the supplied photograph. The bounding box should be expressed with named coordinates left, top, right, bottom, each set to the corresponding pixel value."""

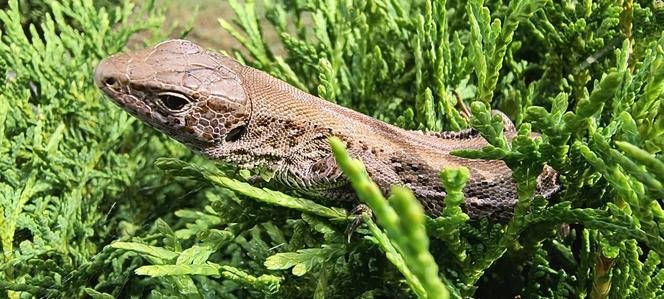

left=536, top=165, right=560, bottom=198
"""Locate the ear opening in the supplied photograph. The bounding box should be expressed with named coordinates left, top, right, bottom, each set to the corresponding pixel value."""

left=225, top=124, right=247, bottom=142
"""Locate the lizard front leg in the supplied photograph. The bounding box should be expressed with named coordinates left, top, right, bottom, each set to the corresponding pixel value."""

left=276, top=148, right=408, bottom=240
left=276, top=143, right=407, bottom=200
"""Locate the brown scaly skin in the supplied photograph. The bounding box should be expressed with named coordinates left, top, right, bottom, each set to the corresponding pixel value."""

left=95, top=39, right=559, bottom=220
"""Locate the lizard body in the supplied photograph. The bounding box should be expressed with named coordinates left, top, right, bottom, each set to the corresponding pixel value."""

left=95, top=39, right=558, bottom=220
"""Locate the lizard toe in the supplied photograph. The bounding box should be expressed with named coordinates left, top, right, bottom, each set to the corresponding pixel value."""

left=345, top=204, right=373, bottom=243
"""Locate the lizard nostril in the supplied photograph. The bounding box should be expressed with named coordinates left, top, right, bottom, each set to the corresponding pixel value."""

left=104, top=77, right=117, bottom=87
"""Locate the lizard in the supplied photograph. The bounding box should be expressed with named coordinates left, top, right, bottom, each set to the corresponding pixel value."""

left=94, top=39, right=559, bottom=221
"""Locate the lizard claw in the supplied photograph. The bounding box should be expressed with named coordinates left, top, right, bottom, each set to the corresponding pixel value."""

left=345, top=204, right=373, bottom=243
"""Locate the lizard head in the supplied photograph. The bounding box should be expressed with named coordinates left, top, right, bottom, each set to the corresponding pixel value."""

left=94, top=39, right=251, bottom=151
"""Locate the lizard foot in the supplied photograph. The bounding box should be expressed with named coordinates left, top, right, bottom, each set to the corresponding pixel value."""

left=345, top=204, right=373, bottom=243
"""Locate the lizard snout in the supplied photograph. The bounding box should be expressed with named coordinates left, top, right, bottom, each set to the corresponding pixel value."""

left=94, top=56, right=124, bottom=94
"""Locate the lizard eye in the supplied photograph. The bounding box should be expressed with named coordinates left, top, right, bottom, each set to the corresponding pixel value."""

left=157, top=92, right=190, bottom=111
